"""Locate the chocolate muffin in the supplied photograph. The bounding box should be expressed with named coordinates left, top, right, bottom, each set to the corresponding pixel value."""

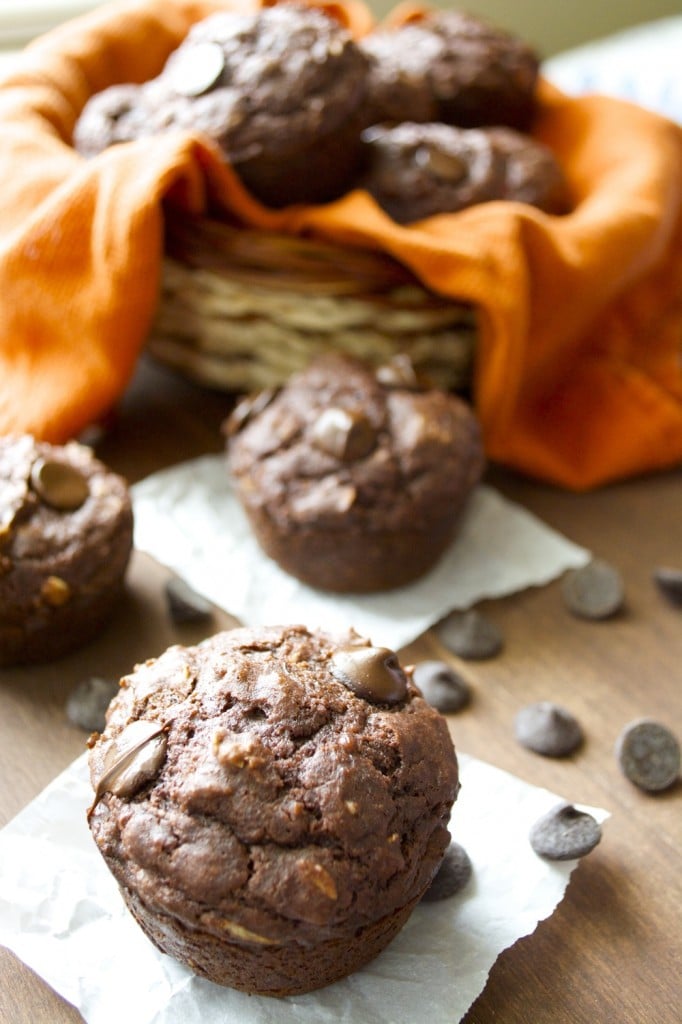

left=360, top=9, right=540, bottom=131
left=0, top=435, right=133, bottom=666
left=226, top=353, right=484, bottom=593
left=87, top=624, right=460, bottom=995
left=361, top=122, right=570, bottom=223
left=73, top=3, right=369, bottom=207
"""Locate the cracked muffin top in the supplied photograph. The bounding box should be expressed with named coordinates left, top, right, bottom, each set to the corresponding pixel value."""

left=87, top=624, right=459, bottom=946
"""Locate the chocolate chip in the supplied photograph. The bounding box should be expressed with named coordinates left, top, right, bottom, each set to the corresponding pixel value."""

left=167, top=41, right=225, bottom=97
left=66, top=676, right=118, bottom=733
left=30, top=457, right=89, bottom=511
left=615, top=719, right=680, bottom=792
left=375, top=354, right=421, bottom=390
left=515, top=701, right=583, bottom=757
left=224, top=387, right=278, bottom=437
left=311, top=407, right=377, bottom=462
left=91, top=720, right=167, bottom=810
left=421, top=842, right=473, bottom=901
left=652, top=567, right=682, bottom=607
left=436, top=609, right=503, bottom=660
left=561, top=559, right=624, bottom=620
left=412, top=660, right=471, bottom=713
left=331, top=646, right=408, bottom=705
left=529, top=803, right=602, bottom=860
left=165, top=576, right=213, bottom=624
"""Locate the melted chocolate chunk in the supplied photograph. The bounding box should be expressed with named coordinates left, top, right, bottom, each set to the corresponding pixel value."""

left=311, top=407, right=377, bottom=462
left=30, top=457, right=89, bottom=511
left=91, top=720, right=167, bottom=810
left=331, top=645, right=408, bottom=705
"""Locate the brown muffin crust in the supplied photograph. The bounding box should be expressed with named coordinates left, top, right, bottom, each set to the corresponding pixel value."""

left=0, top=435, right=133, bottom=666
left=360, top=9, right=540, bottom=131
left=74, top=3, right=369, bottom=207
left=361, top=122, right=570, bottom=223
left=226, top=354, right=485, bottom=592
left=87, top=624, right=460, bottom=995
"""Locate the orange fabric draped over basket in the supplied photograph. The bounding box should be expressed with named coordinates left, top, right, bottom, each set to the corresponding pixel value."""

left=0, top=0, right=681, bottom=490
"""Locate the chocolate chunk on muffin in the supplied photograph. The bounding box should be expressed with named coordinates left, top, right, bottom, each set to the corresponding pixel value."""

left=87, top=624, right=460, bottom=996
left=361, top=122, right=570, bottom=223
left=226, top=353, right=485, bottom=592
left=74, top=3, right=369, bottom=207
left=360, top=9, right=540, bottom=130
left=0, top=435, right=133, bottom=666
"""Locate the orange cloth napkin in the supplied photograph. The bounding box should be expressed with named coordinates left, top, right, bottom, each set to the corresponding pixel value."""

left=0, top=0, right=681, bottom=489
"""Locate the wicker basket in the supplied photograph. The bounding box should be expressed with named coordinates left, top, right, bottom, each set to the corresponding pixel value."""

left=148, top=212, right=477, bottom=393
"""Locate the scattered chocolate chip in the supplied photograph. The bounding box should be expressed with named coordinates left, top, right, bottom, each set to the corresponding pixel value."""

left=412, top=660, right=471, bottom=713
left=167, top=41, right=225, bottom=97
left=436, top=609, right=503, bottom=660
left=311, top=407, right=377, bottom=462
left=91, top=720, right=167, bottom=810
left=66, top=676, right=118, bottom=733
left=331, top=646, right=408, bottom=705
left=515, top=701, right=583, bottom=757
left=30, top=457, right=89, bottom=511
left=529, top=803, right=602, bottom=860
left=652, top=567, right=682, bottom=607
left=165, top=576, right=213, bottom=624
left=561, top=559, right=624, bottom=620
left=615, top=719, right=680, bottom=792
left=422, top=842, right=473, bottom=901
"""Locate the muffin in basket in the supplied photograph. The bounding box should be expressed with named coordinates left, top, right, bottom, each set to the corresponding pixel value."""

left=74, top=2, right=369, bottom=207
left=359, top=8, right=540, bottom=130
left=87, top=624, right=460, bottom=996
left=225, top=353, right=485, bottom=593
left=0, top=435, right=133, bottom=666
left=361, top=122, right=571, bottom=223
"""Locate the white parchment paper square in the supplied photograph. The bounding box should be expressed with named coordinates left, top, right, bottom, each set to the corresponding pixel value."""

left=131, top=455, right=589, bottom=650
left=0, top=753, right=607, bottom=1024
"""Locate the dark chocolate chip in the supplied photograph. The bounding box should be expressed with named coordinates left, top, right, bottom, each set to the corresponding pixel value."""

left=515, top=701, right=583, bottom=757
left=311, top=407, right=377, bottom=462
left=375, top=353, right=421, bottom=390
left=30, top=457, right=89, bottom=511
left=91, top=720, right=167, bottom=811
left=167, top=41, right=225, bottom=97
left=652, top=567, right=682, bottom=607
left=331, top=646, right=408, bottom=705
left=422, top=842, right=473, bottom=901
left=561, top=559, right=624, bottom=620
left=165, top=576, right=213, bottom=624
left=615, top=719, right=680, bottom=792
left=412, top=660, right=471, bottom=713
left=66, top=676, right=118, bottom=733
left=224, top=387, right=278, bottom=437
left=436, top=609, right=503, bottom=660
left=529, top=803, right=602, bottom=860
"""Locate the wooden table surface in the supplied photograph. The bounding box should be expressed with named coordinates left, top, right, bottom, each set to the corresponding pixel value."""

left=1, top=356, right=680, bottom=1024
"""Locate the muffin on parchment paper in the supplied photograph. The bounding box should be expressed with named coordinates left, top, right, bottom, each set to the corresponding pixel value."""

left=225, top=353, right=485, bottom=593
left=87, top=624, right=460, bottom=996
left=74, top=2, right=370, bottom=207
left=0, top=435, right=133, bottom=666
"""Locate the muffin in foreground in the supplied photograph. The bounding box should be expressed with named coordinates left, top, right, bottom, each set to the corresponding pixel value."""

left=225, top=353, right=485, bottom=593
left=0, top=434, right=133, bottom=666
left=87, top=624, right=460, bottom=996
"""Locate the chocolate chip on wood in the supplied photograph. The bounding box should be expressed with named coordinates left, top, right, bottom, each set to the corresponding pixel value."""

left=515, top=701, right=583, bottom=757
left=412, top=660, right=471, bottom=712
left=561, top=559, right=624, bottom=620
left=615, top=719, right=680, bottom=792
left=436, top=609, right=503, bottom=660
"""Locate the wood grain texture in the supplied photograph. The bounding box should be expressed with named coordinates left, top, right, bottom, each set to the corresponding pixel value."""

left=1, top=357, right=680, bottom=1023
